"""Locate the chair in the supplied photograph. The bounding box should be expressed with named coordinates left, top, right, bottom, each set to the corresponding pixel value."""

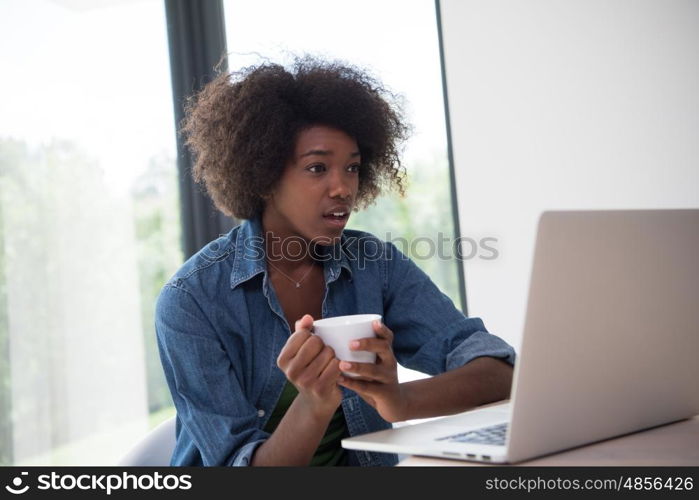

left=117, top=415, right=177, bottom=466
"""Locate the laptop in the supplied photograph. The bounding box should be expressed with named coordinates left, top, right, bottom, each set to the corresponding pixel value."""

left=342, top=209, right=699, bottom=463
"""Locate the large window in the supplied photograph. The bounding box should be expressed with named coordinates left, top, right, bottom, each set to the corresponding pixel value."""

left=224, top=0, right=461, bottom=382
left=0, top=1, right=466, bottom=465
left=0, top=0, right=181, bottom=465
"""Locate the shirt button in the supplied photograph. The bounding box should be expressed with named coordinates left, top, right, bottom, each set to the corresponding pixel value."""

left=257, top=409, right=265, bottom=417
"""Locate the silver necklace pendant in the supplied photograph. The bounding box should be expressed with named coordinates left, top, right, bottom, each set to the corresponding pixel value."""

left=267, top=259, right=313, bottom=289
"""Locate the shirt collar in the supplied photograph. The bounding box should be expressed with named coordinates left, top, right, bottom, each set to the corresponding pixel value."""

left=230, top=216, right=353, bottom=290
left=230, top=216, right=267, bottom=289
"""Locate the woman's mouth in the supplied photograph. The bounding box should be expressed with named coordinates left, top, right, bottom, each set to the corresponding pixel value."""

left=322, top=209, right=350, bottom=227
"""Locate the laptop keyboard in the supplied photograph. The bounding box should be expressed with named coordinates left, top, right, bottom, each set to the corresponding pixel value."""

left=436, top=422, right=508, bottom=446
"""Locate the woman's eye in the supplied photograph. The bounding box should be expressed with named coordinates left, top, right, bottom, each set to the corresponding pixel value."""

left=307, top=164, right=326, bottom=173
left=347, top=164, right=360, bottom=173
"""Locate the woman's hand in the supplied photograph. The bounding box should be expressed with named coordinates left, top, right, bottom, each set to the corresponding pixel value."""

left=277, top=314, right=343, bottom=418
left=337, top=320, right=409, bottom=423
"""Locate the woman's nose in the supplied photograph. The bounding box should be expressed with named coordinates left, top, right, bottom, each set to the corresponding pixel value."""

left=328, top=170, right=353, bottom=199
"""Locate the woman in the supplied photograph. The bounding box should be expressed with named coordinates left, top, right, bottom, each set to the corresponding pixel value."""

left=155, top=56, right=516, bottom=466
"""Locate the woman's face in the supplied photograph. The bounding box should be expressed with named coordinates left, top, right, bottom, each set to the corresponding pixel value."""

left=262, top=125, right=360, bottom=245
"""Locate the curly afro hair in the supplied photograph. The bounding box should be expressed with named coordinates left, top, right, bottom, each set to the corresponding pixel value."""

left=180, top=56, right=410, bottom=220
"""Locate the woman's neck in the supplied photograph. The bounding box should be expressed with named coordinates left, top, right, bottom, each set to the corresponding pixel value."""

left=261, top=212, right=318, bottom=270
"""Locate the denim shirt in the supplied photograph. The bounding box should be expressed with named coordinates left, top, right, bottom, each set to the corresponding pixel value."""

left=155, top=217, right=516, bottom=467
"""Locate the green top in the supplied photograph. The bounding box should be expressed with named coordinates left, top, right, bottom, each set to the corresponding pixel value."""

left=263, top=380, right=349, bottom=466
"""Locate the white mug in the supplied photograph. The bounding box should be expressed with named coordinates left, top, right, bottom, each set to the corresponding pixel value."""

left=313, top=314, right=382, bottom=377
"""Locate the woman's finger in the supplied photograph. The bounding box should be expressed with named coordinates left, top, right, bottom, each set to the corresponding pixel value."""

left=277, top=329, right=311, bottom=366
left=294, top=313, right=315, bottom=333
left=291, top=334, right=326, bottom=369
left=305, top=345, right=336, bottom=378
left=372, top=320, right=394, bottom=343
left=339, top=360, right=392, bottom=383
left=350, top=337, right=392, bottom=358
left=278, top=314, right=316, bottom=367
left=318, top=357, right=342, bottom=385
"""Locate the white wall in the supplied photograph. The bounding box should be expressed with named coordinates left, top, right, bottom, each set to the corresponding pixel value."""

left=440, top=0, right=699, bottom=348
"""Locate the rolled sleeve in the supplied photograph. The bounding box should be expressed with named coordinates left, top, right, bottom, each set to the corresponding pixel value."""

left=155, top=284, right=268, bottom=466
left=445, top=330, right=516, bottom=371
left=381, top=242, right=516, bottom=375
left=231, top=439, right=267, bottom=466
